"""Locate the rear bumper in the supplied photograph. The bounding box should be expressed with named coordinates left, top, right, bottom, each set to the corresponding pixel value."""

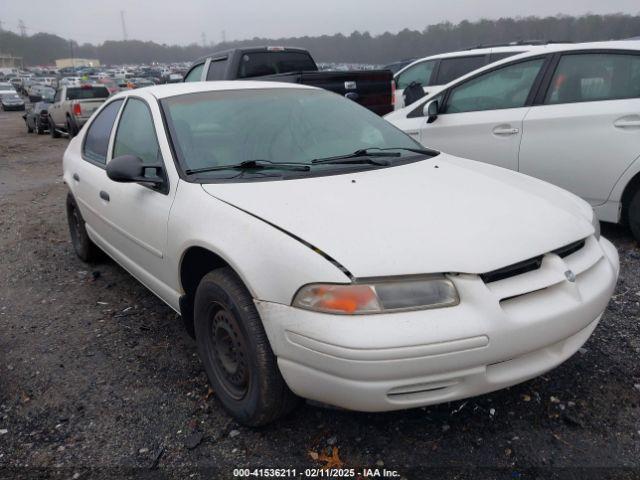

left=2, top=104, right=25, bottom=111
left=256, top=236, right=618, bottom=412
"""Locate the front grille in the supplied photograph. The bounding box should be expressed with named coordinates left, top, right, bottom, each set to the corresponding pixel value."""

left=552, top=239, right=586, bottom=259
left=480, top=239, right=586, bottom=284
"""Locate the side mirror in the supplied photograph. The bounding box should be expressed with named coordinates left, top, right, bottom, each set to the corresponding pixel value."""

left=106, top=155, right=164, bottom=188
left=423, top=100, right=439, bottom=124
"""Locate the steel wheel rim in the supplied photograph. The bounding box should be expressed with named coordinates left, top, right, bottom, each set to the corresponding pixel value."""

left=207, top=302, right=249, bottom=400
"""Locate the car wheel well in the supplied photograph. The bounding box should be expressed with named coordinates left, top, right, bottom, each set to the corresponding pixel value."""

left=179, top=246, right=232, bottom=337
left=621, top=171, right=640, bottom=225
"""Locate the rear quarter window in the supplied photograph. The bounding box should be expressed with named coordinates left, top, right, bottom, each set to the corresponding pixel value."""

left=435, top=55, right=486, bottom=85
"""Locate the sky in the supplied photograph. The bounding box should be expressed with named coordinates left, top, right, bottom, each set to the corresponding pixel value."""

left=1, top=0, right=639, bottom=45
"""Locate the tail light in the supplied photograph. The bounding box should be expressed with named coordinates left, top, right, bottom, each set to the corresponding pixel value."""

left=73, top=103, right=82, bottom=116
left=391, top=80, right=396, bottom=106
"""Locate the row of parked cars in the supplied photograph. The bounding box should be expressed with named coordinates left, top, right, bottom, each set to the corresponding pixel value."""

left=52, top=39, right=637, bottom=426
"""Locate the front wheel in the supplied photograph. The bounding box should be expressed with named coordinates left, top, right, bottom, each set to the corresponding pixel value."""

left=194, top=268, right=300, bottom=426
left=629, top=188, right=640, bottom=243
left=26, top=119, right=34, bottom=133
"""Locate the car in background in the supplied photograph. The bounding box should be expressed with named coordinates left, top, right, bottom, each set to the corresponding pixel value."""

left=0, top=82, right=17, bottom=96
left=186, top=46, right=394, bottom=115
left=1, top=93, right=25, bottom=111
left=129, top=77, right=155, bottom=88
left=386, top=40, right=640, bottom=241
left=63, top=81, right=617, bottom=426
left=23, top=89, right=55, bottom=134
left=28, top=84, right=56, bottom=103
left=98, top=77, right=120, bottom=95
left=48, top=84, right=110, bottom=138
left=392, top=42, right=568, bottom=110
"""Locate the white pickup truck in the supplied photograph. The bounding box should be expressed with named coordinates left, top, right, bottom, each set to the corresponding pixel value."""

left=48, top=84, right=110, bottom=138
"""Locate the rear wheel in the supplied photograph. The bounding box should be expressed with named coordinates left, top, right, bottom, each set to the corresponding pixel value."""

left=66, top=117, right=77, bottom=138
left=629, top=188, right=640, bottom=243
left=194, top=268, right=300, bottom=426
left=26, top=119, right=33, bottom=133
left=35, top=117, right=45, bottom=135
left=49, top=116, right=61, bottom=138
left=66, top=193, right=101, bottom=262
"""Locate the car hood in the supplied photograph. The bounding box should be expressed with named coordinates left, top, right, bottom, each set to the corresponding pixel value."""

left=201, top=154, right=594, bottom=278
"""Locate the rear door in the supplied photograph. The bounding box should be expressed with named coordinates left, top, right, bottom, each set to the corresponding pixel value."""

left=519, top=50, right=640, bottom=207
left=417, top=57, right=547, bottom=171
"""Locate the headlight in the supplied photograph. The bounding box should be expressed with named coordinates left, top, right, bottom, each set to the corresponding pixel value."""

left=292, top=275, right=459, bottom=315
left=592, top=208, right=601, bottom=240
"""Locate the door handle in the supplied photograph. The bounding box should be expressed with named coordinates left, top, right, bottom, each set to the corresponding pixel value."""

left=99, top=191, right=110, bottom=202
left=492, top=125, right=520, bottom=136
left=73, top=173, right=80, bottom=182
left=614, top=116, right=640, bottom=129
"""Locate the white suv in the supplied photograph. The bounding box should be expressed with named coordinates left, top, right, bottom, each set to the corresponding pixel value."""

left=393, top=43, right=565, bottom=110
left=387, top=41, right=640, bottom=241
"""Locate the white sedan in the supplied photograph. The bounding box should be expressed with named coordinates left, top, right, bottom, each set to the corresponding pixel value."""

left=63, top=81, right=618, bottom=425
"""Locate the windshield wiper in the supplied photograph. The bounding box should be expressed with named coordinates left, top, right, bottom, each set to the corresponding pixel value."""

left=185, top=159, right=311, bottom=175
left=312, top=148, right=400, bottom=165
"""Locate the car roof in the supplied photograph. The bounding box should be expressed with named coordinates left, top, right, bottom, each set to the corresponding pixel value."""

left=394, top=43, right=565, bottom=78
left=110, top=80, right=316, bottom=100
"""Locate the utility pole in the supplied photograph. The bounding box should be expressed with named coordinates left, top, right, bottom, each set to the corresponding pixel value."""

left=201, top=32, right=207, bottom=47
left=18, top=19, right=26, bottom=37
left=0, top=20, right=4, bottom=32
left=120, top=11, right=128, bottom=41
left=221, top=30, right=226, bottom=44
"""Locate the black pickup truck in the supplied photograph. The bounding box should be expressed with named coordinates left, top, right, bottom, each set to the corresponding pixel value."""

left=184, top=47, right=394, bottom=116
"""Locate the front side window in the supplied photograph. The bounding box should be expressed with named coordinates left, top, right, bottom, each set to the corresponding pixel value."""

left=445, top=58, right=545, bottom=113
left=545, top=53, right=640, bottom=104
left=83, top=99, right=124, bottom=164
left=113, top=98, right=160, bottom=165
left=184, top=64, right=204, bottom=82
left=435, top=55, right=486, bottom=85
left=396, top=60, right=436, bottom=89
left=161, top=89, right=424, bottom=178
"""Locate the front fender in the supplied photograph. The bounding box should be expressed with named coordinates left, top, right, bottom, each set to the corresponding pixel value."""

left=167, top=181, right=350, bottom=305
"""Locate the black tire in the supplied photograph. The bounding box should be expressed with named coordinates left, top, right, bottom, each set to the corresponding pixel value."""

left=66, top=116, right=77, bottom=138
left=49, top=116, right=61, bottom=138
left=629, top=188, right=640, bottom=243
left=35, top=117, right=45, bottom=135
left=26, top=119, right=34, bottom=133
left=66, top=192, right=101, bottom=262
left=194, top=268, right=300, bottom=426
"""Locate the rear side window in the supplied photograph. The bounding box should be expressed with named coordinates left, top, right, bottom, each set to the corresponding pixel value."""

left=83, top=99, right=124, bottom=164
left=435, top=55, right=486, bottom=85
left=446, top=58, right=545, bottom=113
left=237, top=51, right=317, bottom=78
left=396, top=60, right=436, bottom=89
left=184, top=64, right=204, bottom=82
left=206, top=59, right=228, bottom=80
left=66, top=87, right=110, bottom=100
left=545, top=53, right=640, bottom=104
left=113, top=98, right=160, bottom=165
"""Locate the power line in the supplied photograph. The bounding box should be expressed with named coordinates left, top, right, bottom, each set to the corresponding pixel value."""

left=120, top=11, right=128, bottom=41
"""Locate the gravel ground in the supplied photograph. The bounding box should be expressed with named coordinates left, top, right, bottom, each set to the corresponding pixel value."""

left=0, top=109, right=639, bottom=480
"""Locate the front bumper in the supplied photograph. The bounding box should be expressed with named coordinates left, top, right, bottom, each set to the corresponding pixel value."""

left=256, top=236, right=619, bottom=412
left=2, top=104, right=25, bottom=111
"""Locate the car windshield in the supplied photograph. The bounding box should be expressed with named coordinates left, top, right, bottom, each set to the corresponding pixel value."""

left=3, top=94, right=20, bottom=100
left=161, top=88, right=425, bottom=179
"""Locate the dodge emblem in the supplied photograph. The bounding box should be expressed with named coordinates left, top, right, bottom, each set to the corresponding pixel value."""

left=564, top=270, right=576, bottom=283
